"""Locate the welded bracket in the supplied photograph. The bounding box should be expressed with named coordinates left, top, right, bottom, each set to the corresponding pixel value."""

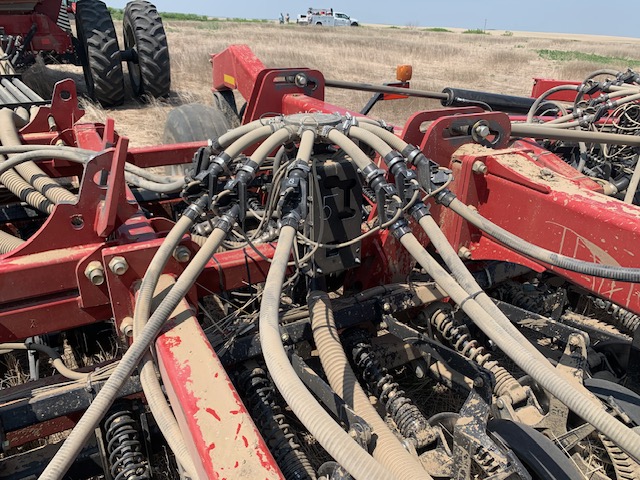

left=291, top=353, right=372, bottom=449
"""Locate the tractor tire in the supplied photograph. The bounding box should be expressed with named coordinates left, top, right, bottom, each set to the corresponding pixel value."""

left=163, top=104, right=231, bottom=144
left=75, top=0, right=125, bottom=106
left=123, top=0, right=171, bottom=99
left=162, top=104, right=231, bottom=175
left=213, top=90, right=241, bottom=129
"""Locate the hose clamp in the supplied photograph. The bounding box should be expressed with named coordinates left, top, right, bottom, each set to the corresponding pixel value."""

left=341, top=114, right=359, bottom=136
left=402, top=145, right=425, bottom=166
left=384, top=151, right=406, bottom=173
left=435, top=190, right=456, bottom=206
left=320, top=125, right=335, bottom=139
left=361, top=164, right=384, bottom=186
left=409, top=202, right=430, bottom=220
left=183, top=196, right=208, bottom=220
left=390, top=218, right=411, bottom=239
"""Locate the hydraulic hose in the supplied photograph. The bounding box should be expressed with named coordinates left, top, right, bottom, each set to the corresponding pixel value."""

left=624, top=154, right=640, bottom=203
left=41, top=212, right=229, bottom=480
left=348, top=126, right=395, bottom=157
left=0, top=165, right=53, bottom=213
left=0, top=108, right=76, bottom=205
left=259, top=225, right=393, bottom=480
left=0, top=150, right=89, bottom=177
left=310, top=291, right=432, bottom=480
left=216, top=119, right=274, bottom=149
left=132, top=203, right=205, bottom=480
left=0, top=342, right=89, bottom=380
left=124, top=173, right=185, bottom=193
left=325, top=129, right=377, bottom=171
left=510, top=122, right=640, bottom=148
left=223, top=124, right=279, bottom=161
left=0, top=230, right=24, bottom=253
left=416, top=214, right=553, bottom=366
left=445, top=196, right=640, bottom=282
left=398, top=232, right=640, bottom=462
left=526, top=85, right=579, bottom=123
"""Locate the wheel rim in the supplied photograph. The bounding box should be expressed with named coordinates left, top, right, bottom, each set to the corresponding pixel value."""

left=75, top=12, right=94, bottom=98
left=124, top=23, right=142, bottom=95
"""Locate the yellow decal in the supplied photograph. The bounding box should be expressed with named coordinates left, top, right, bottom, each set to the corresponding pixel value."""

left=223, top=74, right=236, bottom=87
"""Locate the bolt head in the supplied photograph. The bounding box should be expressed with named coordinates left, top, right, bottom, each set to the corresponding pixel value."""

left=496, top=398, right=505, bottom=409
left=281, top=333, right=290, bottom=343
left=84, top=261, right=105, bottom=286
left=473, top=377, right=484, bottom=388
left=458, top=246, right=472, bottom=260
left=174, top=246, right=191, bottom=263
left=472, top=161, right=488, bottom=174
left=108, top=256, right=129, bottom=276
left=475, top=125, right=491, bottom=138
left=382, top=302, right=392, bottom=313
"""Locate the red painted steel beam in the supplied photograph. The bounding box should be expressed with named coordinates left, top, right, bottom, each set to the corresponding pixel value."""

left=211, top=44, right=266, bottom=100
left=440, top=140, right=640, bottom=315
left=155, top=276, right=284, bottom=479
left=0, top=13, right=72, bottom=53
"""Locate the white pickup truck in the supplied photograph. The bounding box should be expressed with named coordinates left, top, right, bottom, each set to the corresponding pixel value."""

left=302, top=9, right=359, bottom=26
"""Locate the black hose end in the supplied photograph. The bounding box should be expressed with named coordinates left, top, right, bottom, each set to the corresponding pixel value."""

left=410, top=202, right=430, bottom=221
left=435, top=189, right=456, bottom=206
left=215, top=204, right=240, bottom=233
left=183, top=196, right=208, bottom=220
left=281, top=211, right=302, bottom=229
left=390, top=218, right=411, bottom=240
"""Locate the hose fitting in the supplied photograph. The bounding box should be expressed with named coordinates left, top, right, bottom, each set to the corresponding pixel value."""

left=435, top=190, right=456, bottom=207
left=214, top=204, right=240, bottom=233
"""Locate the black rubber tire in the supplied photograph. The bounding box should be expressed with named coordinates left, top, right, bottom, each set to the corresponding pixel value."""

left=487, top=419, right=584, bottom=480
left=213, top=90, right=241, bottom=129
left=162, top=104, right=231, bottom=144
left=75, top=0, right=125, bottom=106
left=585, top=377, right=640, bottom=426
left=123, top=0, right=171, bottom=99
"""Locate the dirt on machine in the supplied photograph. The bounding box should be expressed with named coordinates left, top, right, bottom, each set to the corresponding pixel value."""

left=0, top=35, right=639, bottom=480
left=0, top=0, right=170, bottom=107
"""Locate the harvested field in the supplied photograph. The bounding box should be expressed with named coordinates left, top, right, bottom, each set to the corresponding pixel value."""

left=21, top=21, right=640, bottom=147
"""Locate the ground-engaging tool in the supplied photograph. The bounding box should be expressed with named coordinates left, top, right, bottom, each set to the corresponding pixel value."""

left=0, top=44, right=639, bottom=480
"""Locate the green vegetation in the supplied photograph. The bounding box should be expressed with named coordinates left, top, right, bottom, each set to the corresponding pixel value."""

left=537, top=49, right=640, bottom=67
left=424, top=27, right=451, bottom=33
left=462, top=28, right=489, bottom=34
left=502, top=30, right=513, bottom=37
left=225, top=17, right=270, bottom=23
left=107, top=7, right=209, bottom=21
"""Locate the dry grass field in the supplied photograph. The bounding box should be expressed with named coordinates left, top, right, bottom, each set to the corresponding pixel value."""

left=21, top=20, right=640, bottom=147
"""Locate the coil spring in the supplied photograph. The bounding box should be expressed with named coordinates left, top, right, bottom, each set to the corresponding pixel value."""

left=592, top=298, right=640, bottom=334
left=428, top=308, right=523, bottom=400
left=473, top=444, right=501, bottom=476
left=345, top=330, right=438, bottom=449
left=236, top=366, right=316, bottom=480
left=491, top=281, right=546, bottom=314
left=103, top=410, right=150, bottom=480
left=599, top=434, right=640, bottom=480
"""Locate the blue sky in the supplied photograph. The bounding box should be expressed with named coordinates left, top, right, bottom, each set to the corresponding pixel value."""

left=108, top=0, right=640, bottom=37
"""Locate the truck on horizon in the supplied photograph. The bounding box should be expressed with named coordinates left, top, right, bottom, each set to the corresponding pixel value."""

left=297, top=8, right=359, bottom=26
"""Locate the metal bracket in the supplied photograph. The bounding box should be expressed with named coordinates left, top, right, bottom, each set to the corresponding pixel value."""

left=291, top=353, right=372, bottom=449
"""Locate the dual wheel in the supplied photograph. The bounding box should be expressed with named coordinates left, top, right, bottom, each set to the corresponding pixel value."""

left=75, top=0, right=171, bottom=106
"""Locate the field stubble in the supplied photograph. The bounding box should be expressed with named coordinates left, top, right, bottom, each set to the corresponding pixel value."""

left=24, top=21, right=640, bottom=146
